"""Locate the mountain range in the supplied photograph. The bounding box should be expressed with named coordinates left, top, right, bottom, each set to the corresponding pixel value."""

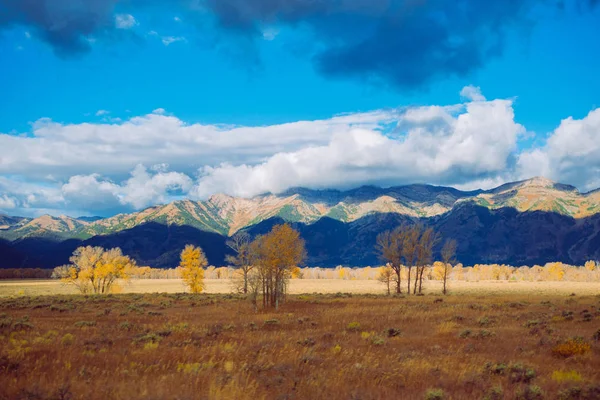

left=1, top=176, right=600, bottom=269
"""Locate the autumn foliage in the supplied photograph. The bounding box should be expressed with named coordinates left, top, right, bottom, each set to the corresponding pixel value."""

left=55, top=246, right=135, bottom=294
left=179, top=245, right=207, bottom=294
left=248, top=224, right=306, bottom=309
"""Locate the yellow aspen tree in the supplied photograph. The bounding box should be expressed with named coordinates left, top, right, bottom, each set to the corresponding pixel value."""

left=585, top=260, right=596, bottom=272
left=179, top=245, right=207, bottom=294
left=546, top=262, right=565, bottom=281
left=59, top=246, right=134, bottom=294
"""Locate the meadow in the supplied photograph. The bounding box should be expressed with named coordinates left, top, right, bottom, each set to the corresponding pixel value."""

left=1, top=278, right=600, bottom=298
left=1, top=288, right=599, bottom=399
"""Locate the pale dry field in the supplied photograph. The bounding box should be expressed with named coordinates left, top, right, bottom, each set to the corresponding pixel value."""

left=0, top=278, right=598, bottom=297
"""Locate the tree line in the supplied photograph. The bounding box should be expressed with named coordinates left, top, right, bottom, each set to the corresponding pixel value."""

left=55, top=223, right=306, bottom=309
left=44, top=221, right=600, bottom=306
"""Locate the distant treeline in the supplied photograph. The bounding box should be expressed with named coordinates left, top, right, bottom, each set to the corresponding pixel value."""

left=3, top=261, right=599, bottom=282
left=0, top=268, right=53, bottom=280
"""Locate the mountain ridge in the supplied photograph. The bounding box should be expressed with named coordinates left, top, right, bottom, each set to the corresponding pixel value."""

left=2, top=177, right=600, bottom=242
left=2, top=176, right=600, bottom=269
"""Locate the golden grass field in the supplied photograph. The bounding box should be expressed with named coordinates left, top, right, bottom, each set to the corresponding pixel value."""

left=1, top=279, right=599, bottom=399
left=1, top=290, right=600, bottom=399
left=1, top=278, right=600, bottom=298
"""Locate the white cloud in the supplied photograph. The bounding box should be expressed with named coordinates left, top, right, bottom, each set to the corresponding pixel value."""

left=191, top=95, right=525, bottom=198
left=96, top=109, right=110, bottom=116
left=460, top=85, right=486, bottom=102
left=518, top=108, right=600, bottom=191
left=0, top=195, right=18, bottom=210
left=262, top=28, right=279, bottom=41
left=62, top=165, right=193, bottom=210
left=161, top=36, right=186, bottom=46
left=25, top=31, right=31, bottom=39
left=5, top=86, right=600, bottom=217
left=0, top=109, right=389, bottom=184
left=174, top=17, right=181, bottom=22
left=115, top=14, right=138, bottom=29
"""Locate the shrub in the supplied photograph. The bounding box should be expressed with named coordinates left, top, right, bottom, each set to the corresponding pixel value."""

left=425, top=388, right=445, bottom=400
left=552, top=337, right=591, bottom=358
left=508, top=363, right=536, bottom=383
left=562, top=311, right=574, bottom=321
left=119, top=321, right=134, bottom=331
left=148, top=311, right=163, bottom=316
left=143, top=342, right=158, bottom=351
left=483, top=386, right=504, bottom=400
left=12, top=321, right=34, bottom=331
left=387, top=328, right=401, bottom=337
left=459, top=329, right=472, bottom=338
left=516, top=385, right=544, bottom=400
left=371, top=336, right=385, bottom=346
left=297, top=338, right=316, bottom=347
left=524, top=320, right=540, bottom=328
left=477, top=330, right=495, bottom=339
left=347, top=322, right=361, bottom=332
left=484, top=362, right=507, bottom=375
left=74, top=321, right=96, bottom=328
left=451, top=315, right=465, bottom=322
left=133, top=333, right=161, bottom=344
left=61, top=334, right=75, bottom=346
left=552, top=370, right=583, bottom=383
left=593, top=329, right=600, bottom=342
left=557, top=385, right=600, bottom=400
left=0, top=316, right=11, bottom=329
left=360, top=331, right=374, bottom=340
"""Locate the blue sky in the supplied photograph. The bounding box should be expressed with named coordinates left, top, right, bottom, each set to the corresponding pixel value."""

left=0, top=0, right=600, bottom=217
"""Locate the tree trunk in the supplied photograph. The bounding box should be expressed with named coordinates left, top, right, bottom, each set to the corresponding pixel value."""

left=413, top=267, right=419, bottom=294
left=443, top=265, right=448, bottom=295
left=407, top=266, right=412, bottom=295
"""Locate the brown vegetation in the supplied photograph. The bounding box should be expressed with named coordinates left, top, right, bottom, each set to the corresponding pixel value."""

left=0, top=269, right=52, bottom=280
left=1, top=292, right=599, bottom=399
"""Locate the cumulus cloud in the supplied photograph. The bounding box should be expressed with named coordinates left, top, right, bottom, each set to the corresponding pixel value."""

left=3, top=86, right=600, bottom=217
left=191, top=96, right=525, bottom=198
left=0, top=195, right=18, bottom=210
left=0, top=109, right=392, bottom=182
left=518, top=108, right=600, bottom=191
left=96, top=109, right=110, bottom=116
left=115, top=14, right=138, bottom=29
left=460, top=86, right=486, bottom=102
left=0, top=165, right=195, bottom=216
left=62, top=164, right=193, bottom=210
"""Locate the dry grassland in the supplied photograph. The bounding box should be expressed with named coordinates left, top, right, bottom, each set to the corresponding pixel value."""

left=1, top=289, right=599, bottom=399
left=1, top=278, right=599, bottom=298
